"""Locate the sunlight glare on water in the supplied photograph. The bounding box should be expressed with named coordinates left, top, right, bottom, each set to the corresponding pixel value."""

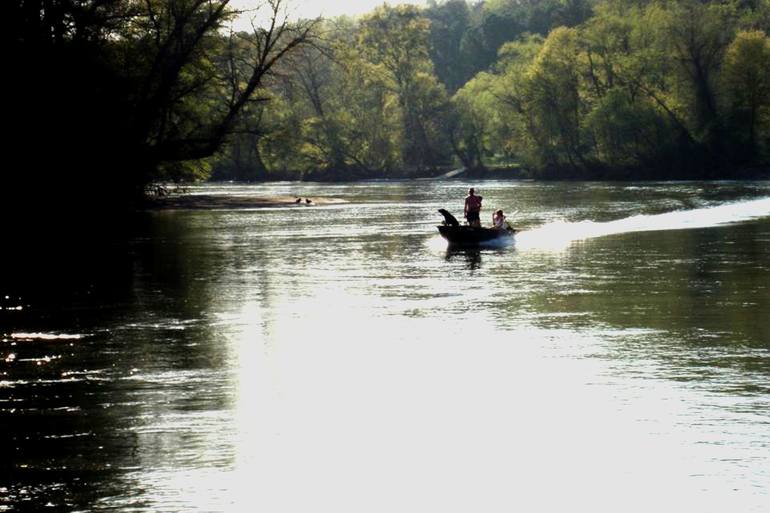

left=135, top=312, right=761, bottom=512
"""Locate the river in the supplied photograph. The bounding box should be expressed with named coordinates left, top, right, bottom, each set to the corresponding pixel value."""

left=2, top=180, right=770, bottom=512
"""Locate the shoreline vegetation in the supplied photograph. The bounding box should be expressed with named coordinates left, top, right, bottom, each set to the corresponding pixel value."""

left=165, top=162, right=770, bottom=189
left=7, top=0, right=770, bottom=222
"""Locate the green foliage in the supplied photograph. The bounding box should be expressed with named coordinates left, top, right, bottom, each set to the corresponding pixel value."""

left=443, top=0, right=770, bottom=178
left=12, top=0, right=770, bottom=197
left=212, top=8, right=453, bottom=180
left=722, top=29, right=770, bottom=159
left=181, top=0, right=770, bottom=180
left=584, top=88, right=674, bottom=170
left=357, top=5, right=452, bottom=169
left=450, top=72, right=498, bottom=169
left=524, top=27, right=587, bottom=169
left=425, top=0, right=474, bottom=92
left=216, top=5, right=454, bottom=178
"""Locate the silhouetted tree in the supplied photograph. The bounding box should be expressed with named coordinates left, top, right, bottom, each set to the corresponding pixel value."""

left=4, top=0, right=317, bottom=222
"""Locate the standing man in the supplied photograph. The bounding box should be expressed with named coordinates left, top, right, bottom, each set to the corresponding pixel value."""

left=464, top=187, right=483, bottom=227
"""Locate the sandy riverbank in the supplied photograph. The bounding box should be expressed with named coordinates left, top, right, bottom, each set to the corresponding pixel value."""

left=148, top=194, right=347, bottom=210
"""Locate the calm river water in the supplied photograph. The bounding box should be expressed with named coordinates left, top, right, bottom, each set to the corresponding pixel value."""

left=2, top=181, right=770, bottom=512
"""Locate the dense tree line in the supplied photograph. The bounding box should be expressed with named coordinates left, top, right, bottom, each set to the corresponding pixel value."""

left=212, top=0, right=595, bottom=180
left=213, top=0, right=770, bottom=181
left=449, top=0, right=770, bottom=178
left=5, top=0, right=770, bottom=212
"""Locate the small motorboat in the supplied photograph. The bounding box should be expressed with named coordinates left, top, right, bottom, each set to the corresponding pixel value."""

left=437, top=209, right=516, bottom=246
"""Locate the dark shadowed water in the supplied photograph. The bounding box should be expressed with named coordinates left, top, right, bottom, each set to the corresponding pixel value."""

left=2, top=181, right=770, bottom=512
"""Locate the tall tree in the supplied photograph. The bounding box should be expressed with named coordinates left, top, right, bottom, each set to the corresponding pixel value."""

left=722, top=29, right=770, bottom=160
left=449, top=72, right=496, bottom=170
left=663, top=0, right=738, bottom=143
left=425, top=0, right=473, bottom=92
left=524, top=27, right=588, bottom=170
left=4, top=0, right=318, bottom=218
left=358, top=4, right=452, bottom=170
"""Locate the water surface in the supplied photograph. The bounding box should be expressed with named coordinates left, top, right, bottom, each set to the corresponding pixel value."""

left=2, top=181, right=770, bottom=512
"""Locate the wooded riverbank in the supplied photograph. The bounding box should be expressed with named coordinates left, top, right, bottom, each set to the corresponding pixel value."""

left=10, top=0, right=770, bottom=208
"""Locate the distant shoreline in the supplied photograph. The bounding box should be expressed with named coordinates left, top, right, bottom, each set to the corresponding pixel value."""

left=147, top=169, right=770, bottom=210
left=207, top=164, right=770, bottom=183
left=147, top=194, right=346, bottom=210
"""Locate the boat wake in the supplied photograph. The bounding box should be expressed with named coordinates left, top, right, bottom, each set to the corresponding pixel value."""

left=516, top=197, right=770, bottom=250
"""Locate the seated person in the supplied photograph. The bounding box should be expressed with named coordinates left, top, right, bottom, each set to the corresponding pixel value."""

left=492, top=209, right=513, bottom=231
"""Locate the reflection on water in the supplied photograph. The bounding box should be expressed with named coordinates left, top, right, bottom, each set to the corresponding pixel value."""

left=2, top=181, right=770, bottom=512
left=445, top=247, right=483, bottom=270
